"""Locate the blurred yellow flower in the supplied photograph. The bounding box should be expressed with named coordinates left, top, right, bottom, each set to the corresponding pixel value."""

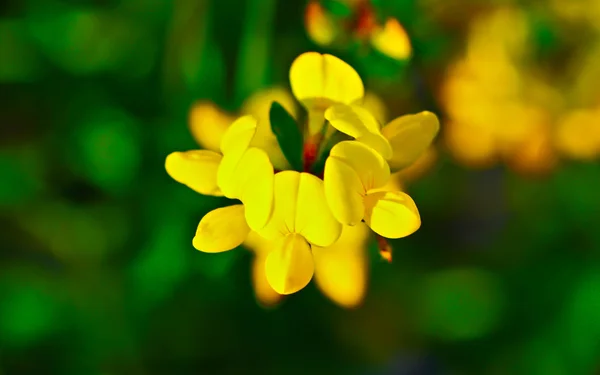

left=440, top=7, right=600, bottom=173
left=554, top=109, right=600, bottom=161
left=305, top=1, right=337, bottom=46
left=370, top=18, right=412, bottom=61
left=165, top=51, right=440, bottom=305
left=303, top=0, right=412, bottom=62
left=550, top=0, right=600, bottom=31
left=188, top=101, right=234, bottom=153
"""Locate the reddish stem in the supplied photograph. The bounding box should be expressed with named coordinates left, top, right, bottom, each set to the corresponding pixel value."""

left=303, top=142, right=319, bottom=172
left=376, top=235, right=392, bottom=263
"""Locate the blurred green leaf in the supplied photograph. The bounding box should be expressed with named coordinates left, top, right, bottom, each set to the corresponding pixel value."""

left=27, top=5, right=155, bottom=76
left=322, top=0, right=353, bottom=18
left=419, top=268, right=505, bottom=341
left=559, top=269, right=600, bottom=373
left=194, top=248, right=240, bottom=281
left=17, top=202, right=129, bottom=266
left=528, top=11, right=559, bottom=56
left=270, top=102, right=304, bottom=171
left=181, top=40, right=226, bottom=99
left=235, top=0, right=277, bottom=105
left=130, top=217, right=190, bottom=308
left=359, top=48, right=410, bottom=80
left=0, top=148, right=44, bottom=208
left=0, top=20, right=42, bottom=82
left=0, top=283, right=62, bottom=346
left=67, top=106, right=142, bottom=194
left=164, top=0, right=226, bottom=109
left=553, top=163, right=600, bottom=228
left=519, top=335, right=568, bottom=375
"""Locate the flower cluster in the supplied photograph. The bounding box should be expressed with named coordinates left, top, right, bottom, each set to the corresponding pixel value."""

left=304, top=0, right=412, bottom=61
left=166, top=52, right=439, bottom=305
left=441, top=7, right=600, bottom=174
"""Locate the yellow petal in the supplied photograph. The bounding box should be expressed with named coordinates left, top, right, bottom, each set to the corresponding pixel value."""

left=394, top=146, right=438, bottom=184
left=370, top=18, right=412, bottom=61
left=372, top=171, right=405, bottom=193
left=363, top=191, right=421, bottom=239
left=244, top=231, right=283, bottom=306
left=325, top=104, right=393, bottom=159
left=192, top=204, right=250, bottom=252
left=305, top=1, right=337, bottom=46
left=219, top=115, right=258, bottom=155
left=295, top=172, right=342, bottom=247
left=289, top=52, right=364, bottom=111
left=165, top=150, right=223, bottom=196
left=259, top=171, right=342, bottom=247
left=239, top=150, right=274, bottom=231
left=188, top=101, right=234, bottom=152
left=381, top=111, right=440, bottom=172
left=217, top=147, right=274, bottom=231
left=361, top=91, right=389, bottom=124
left=323, top=156, right=366, bottom=226
left=241, top=87, right=299, bottom=121
left=265, top=233, right=314, bottom=295
left=251, top=252, right=283, bottom=307
left=241, top=87, right=298, bottom=170
left=313, top=223, right=370, bottom=308
left=328, top=141, right=390, bottom=190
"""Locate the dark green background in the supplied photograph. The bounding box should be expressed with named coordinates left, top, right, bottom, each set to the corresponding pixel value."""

left=1, top=0, right=599, bottom=374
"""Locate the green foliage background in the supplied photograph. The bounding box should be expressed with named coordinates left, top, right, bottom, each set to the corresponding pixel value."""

left=1, top=0, right=599, bottom=374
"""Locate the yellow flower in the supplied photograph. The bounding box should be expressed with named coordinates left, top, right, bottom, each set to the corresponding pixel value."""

left=257, top=171, right=342, bottom=294
left=290, top=52, right=364, bottom=135
left=312, top=223, right=371, bottom=307
left=246, top=223, right=371, bottom=308
left=166, top=115, right=274, bottom=253
left=358, top=92, right=439, bottom=191
left=165, top=51, right=439, bottom=303
left=325, top=104, right=439, bottom=172
left=324, top=141, right=421, bottom=239
left=188, top=101, right=234, bottom=153
left=188, top=87, right=298, bottom=171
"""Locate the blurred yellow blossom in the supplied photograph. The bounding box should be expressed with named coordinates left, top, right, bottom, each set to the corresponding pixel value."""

left=554, top=109, right=600, bottom=161
left=188, top=101, right=234, bottom=153
left=440, top=7, right=600, bottom=173
left=550, top=0, right=600, bottom=31
left=304, top=0, right=412, bottom=62
left=370, top=18, right=412, bottom=61
left=165, top=51, right=440, bottom=304
left=305, top=1, right=337, bottom=46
